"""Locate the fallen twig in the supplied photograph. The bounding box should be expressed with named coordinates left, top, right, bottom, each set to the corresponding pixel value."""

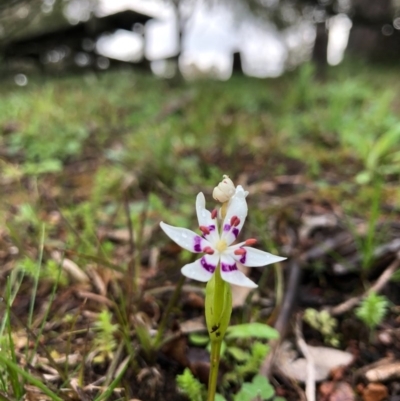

left=329, top=253, right=400, bottom=316
left=300, top=232, right=353, bottom=263
left=294, top=313, right=316, bottom=401
left=259, top=259, right=301, bottom=377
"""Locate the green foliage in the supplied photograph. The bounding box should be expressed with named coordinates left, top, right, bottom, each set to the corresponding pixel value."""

left=176, top=369, right=277, bottom=401
left=234, top=374, right=275, bottom=401
left=235, top=341, right=270, bottom=378
left=176, top=368, right=205, bottom=401
left=6, top=119, right=88, bottom=174
left=93, top=309, right=119, bottom=362
left=16, top=257, right=67, bottom=285
left=226, top=323, right=279, bottom=341
left=222, top=341, right=270, bottom=389
left=188, top=323, right=274, bottom=398
left=355, top=292, right=389, bottom=331
left=303, top=309, right=339, bottom=347
left=188, top=322, right=277, bottom=365
left=0, top=279, right=24, bottom=398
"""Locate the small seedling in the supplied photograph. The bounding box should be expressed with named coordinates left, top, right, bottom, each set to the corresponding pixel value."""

left=303, top=309, right=340, bottom=347
left=93, top=309, right=119, bottom=363
left=355, top=292, right=389, bottom=333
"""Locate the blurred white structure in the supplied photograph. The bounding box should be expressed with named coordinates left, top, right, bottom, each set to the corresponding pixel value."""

left=238, top=19, right=288, bottom=78
left=96, top=29, right=143, bottom=62
left=327, top=14, right=352, bottom=66
left=89, top=0, right=347, bottom=79
left=179, top=1, right=237, bottom=80
left=145, top=17, right=179, bottom=61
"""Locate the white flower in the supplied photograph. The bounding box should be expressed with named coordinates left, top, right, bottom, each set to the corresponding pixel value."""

left=160, top=186, right=286, bottom=288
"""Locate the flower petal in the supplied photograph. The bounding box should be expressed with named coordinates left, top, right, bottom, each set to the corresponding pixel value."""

left=196, top=192, right=219, bottom=243
left=160, top=222, right=211, bottom=253
left=221, top=267, right=258, bottom=288
left=220, top=253, right=257, bottom=288
left=221, top=186, right=248, bottom=245
left=181, top=254, right=219, bottom=282
left=228, top=246, right=286, bottom=267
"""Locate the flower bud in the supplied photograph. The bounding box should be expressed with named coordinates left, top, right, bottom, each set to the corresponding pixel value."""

left=213, top=175, right=235, bottom=203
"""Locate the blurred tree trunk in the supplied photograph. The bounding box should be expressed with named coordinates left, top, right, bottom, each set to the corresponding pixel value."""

left=346, top=0, right=400, bottom=62
left=312, top=22, right=328, bottom=67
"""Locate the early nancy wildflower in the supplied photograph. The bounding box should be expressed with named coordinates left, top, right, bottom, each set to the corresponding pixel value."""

left=160, top=178, right=285, bottom=288
left=160, top=176, right=286, bottom=400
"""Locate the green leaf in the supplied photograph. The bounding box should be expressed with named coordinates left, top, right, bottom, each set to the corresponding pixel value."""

left=189, top=333, right=209, bottom=346
left=227, top=346, right=250, bottom=362
left=226, top=323, right=279, bottom=340
left=234, top=374, right=275, bottom=401
left=355, top=171, right=371, bottom=184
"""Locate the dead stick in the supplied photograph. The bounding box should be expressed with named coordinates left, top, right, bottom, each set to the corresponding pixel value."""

left=329, top=254, right=400, bottom=316
left=295, top=313, right=316, bottom=401
left=260, top=259, right=301, bottom=377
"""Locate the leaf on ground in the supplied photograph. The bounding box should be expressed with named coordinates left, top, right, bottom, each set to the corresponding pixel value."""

left=51, top=251, right=89, bottom=283
left=180, top=317, right=206, bottom=334
left=231, top=283, right=253, bottom=308
left=361, top=383, right=388, bottom=401
left=278, top=342, right=353, bottom=382
left=364, top=361, right=400, bottom=382
left=226, top=346, right=250, bottom=362
left=319, top=381, right=355, bottom=401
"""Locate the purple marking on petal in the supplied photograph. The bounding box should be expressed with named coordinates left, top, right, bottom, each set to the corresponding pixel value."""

left=240, top=254, right=246, bottom=264
left=194, top=236, right=202, bottom=252
left=232, top=228, right=239, bottom=238
left=224, top=224, right=231, bottom=232
left=201, top=257, right=216, bottom=273
left=221, top=262, right=237, bottom=272
left=208, top=225, right=215, bottom=232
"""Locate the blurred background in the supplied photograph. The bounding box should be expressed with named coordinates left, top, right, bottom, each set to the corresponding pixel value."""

left=1, top=0, right=399, bottom=81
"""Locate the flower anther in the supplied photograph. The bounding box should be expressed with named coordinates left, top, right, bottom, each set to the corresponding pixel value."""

left=199, top=225, right=211, bottom=235
left=234, top=248, right=246, bottom=256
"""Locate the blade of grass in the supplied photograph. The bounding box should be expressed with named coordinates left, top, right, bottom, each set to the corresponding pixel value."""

left=27, top=224, right=45, bottom=329
left=7, top=308, right=68, bottom=383
left=0, top=267, right=25, bottom=339
left=5, top=277, right=23, bottom=399
left=0, top=353, right=63, bottom=401
left=93, top=355, right=130, bottom=401
left=28, top=255, right=63, bottom=366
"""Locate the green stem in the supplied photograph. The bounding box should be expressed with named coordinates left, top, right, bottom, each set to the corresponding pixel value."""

left=205, top=264, right=232, bottom=401
left=274, top=262, right=284, bottom=308
left=207, top=340, right=222, bottom=401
